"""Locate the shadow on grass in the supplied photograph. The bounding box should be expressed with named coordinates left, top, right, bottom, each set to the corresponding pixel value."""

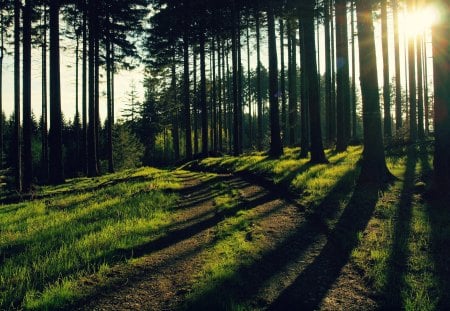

left=382, top=146, right=417, bottom=309
left=268, top=182, right=381, bottom=310
left=183, top=168, right=360, bottom=310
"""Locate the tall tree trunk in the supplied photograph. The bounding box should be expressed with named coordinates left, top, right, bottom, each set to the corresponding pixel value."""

left=330, top=0, right=337, bottom=141
left=0, top=6, right=4, bottom=169
left=183, top=32, right=192, bottom=159
left=280, top=18, right=287, bottom=144
left=267, top=7, right=283, bottom=157
left=416, top=33, right=425, bottom=140
left=324, top=0, right=333, bottom=144
left=381, top=0, right=391, bottom=140
left=226, top=40, right=232, bottom=153
left=193, top=47, right=198, bottom=154
left=49, top=0, right=64, bottom=184
left=355, top=0, right=392, bottom=183
left=335, top=0, right=351, bottom=152
left=82, top=0, right=87, bottom=174
left=299, top=17, right=310, bottom=158
left=232, top=2, right=240, bottom=156
left=171, top=57, right=179, bottom=160
left=212, top=39, right=218, bottom=153
left=303, top=0, right=327, bottom=164
left=75, top=25, right=81, bottom=174
left=288, top=20, right=298, bottom=146
left=14, top=0, right=21, bottom=191
left=407, top=1, right=417, bottom=142
left=23, top=0, right=32, bottom=192
left=106, top=16, right=114, bottom=173
left=247, top=18, right=252, bottom=147
left=237, top=13, right=243, bottom=154
left=200, top=31, right=208, bottom=156
left=392, top=0, right=402, bottom=130
left=432, top=0, right=450, bottom=191
left=94, top=26, right=100, bottom=170
left=422, top=33, right=429, bottom=134
left=87, top=0, right=98, bottom=177
left=255, top=11, right=263, bottom=150
left=350, top=0, right=357, bottom=139
left=218, top=37, right=223, bottom=152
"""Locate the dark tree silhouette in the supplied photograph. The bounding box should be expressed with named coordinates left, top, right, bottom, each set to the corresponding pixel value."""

left=356, top=0, right=392, bottom=183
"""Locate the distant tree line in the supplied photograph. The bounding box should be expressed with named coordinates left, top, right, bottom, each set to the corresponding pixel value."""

left=0, top=0, right=448, bottom=192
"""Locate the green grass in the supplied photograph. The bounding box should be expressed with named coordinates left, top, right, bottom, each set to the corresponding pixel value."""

left=189, top=145, right=449, bottom=310
left=0, top=167, right=182, bottom=310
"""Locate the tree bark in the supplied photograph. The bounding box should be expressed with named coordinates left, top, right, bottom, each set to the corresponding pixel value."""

left=288, top=20, right=298, bottom=146
left=279, top=18, right=287, bottom=144
left=392, top=0, right=402, bottom=130
left=232, top=2, right=240, bottom=156
left=416, top=33, right=425, bottom=140
left=267, top=7, right=283, bottom=158
left=381, top=0, right=392, bottom=140
left=87, top=0, right=98, bottom=177
left=14, top=0, right=21, bottom=190
left=299, top=17, right=310, bottom=158
left=200, top=31, right=208, bottom=156
left=183, top=32, right=192, bottom=159
left=335, top=0, right=351, bottom=152
left=106, top=15, right=114, bottom=173
left=355, top=0, right=392, bottom=183
left=407, top=1, right=417, bottom=142
left=82, top=0, right=87, bottom=174
left=49, top=0, right=64, bottom=184
left=432, top=0, right=450, bottom=191
left=303, top=0, right=327, bottom=164
left=0, top=6, right=4, bottom=169
left=255, top=11, right=263, bottom=151
left=23, top=0, right=33, bottom=192
left=324, top=0, right=333, bottom=144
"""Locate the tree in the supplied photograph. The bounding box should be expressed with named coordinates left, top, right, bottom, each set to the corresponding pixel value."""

left=355, top=0, right=392, bottom=183
left=48, top=0, right=64, bottom=184
left=267, top=6, right=282, bottom=158
left=407, top=0, right=417, bottom=142
left=301, top=0, right=327, bottom=164
left=14, top=0, right=21, bottom=190
left=432, top=0, right=450, bottom=191
left=392, top=0, right=402, bottom=130
left=183, top=30, right=192, bottom=159
left=23, top=0, right=33, bottom=191
left=381, top=0, right=391, bottom=140
left=335, top=0, right=351, bottom=152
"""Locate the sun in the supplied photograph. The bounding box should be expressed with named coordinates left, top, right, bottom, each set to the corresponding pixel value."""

left=400, top=5, right=440, bottom=37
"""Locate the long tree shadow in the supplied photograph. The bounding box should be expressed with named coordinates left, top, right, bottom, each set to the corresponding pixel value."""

left=184, top=168, right=359, bottom=310
left=382, top=147, right=417, bottom=308
left=268, top=181, right=382, bottom=310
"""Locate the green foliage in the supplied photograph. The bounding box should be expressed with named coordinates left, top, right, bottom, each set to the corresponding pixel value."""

left=0, top=167, right=181, bottom=309
left=112, top=123, right=145, bottom=171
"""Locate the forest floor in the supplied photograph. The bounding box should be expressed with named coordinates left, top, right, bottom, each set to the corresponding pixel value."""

left=1, top=145, right=449, bottom=310
left=75, top=170, right=377, bottom=311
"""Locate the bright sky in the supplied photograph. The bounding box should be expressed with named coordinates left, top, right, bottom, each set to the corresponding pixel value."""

left=0, top=3, right=438, bottom=123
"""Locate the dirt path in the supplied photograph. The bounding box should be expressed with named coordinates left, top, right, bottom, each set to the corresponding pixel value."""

left=76, top=170, right=377, bottom=310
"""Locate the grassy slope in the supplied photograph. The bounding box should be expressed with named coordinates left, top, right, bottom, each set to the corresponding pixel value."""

left=1, top=145, right=448, bottom=310
left=188, top=145, right=449, bottom=310
left=0, top=168, right=184, bottom=309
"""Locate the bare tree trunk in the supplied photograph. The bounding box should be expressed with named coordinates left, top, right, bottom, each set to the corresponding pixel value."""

left=183, top=31, right=192, bottom=159
left=49, top=0, right=64, bottom=184
left=14, top=0, right=21, bottom=190
left=304, top=0, right=327, bottom=164
left=193, top=48, right=198, bottom=154
left=200, top=31, right=208, bottom=156
left=82, top=0, right=87, bottom=174
left=279, top=18, right=287, bottom=144
left=407, top=1, right=417, bottom=142
left=299, top=17, right=310, bottom=158
left=381, top=0, right=392, bottom=140
left=432, top=0, right=450, bottom=190
left=255, top=11, right=263, bottom=150
left=23, top=0, right=33, bottom=192
left=247, top=19, right=252, bottom=147
left=232, top=1, right=240, bottom=156
left=324, top=0, right=333, bottom=144
left=416, top=33, right=425, bottom=140
left=87, top=0, right=98, bottom=177
left=0, top=6, right=4, bottom=169
left=335, top=0, right=350, bottom=152
left=355, top=0, right=392, bottom=183
left=393, top=0, right=402, bottom=130
left=106, top=14, right=114, bottom=173
left=267, top=7, right=282, bottom=158
left=350, top=0, right=357, bottom=139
